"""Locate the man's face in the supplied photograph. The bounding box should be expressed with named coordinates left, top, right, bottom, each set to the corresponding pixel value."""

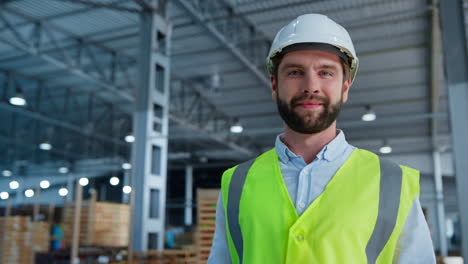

left=270, top=49, right=351, bottom=134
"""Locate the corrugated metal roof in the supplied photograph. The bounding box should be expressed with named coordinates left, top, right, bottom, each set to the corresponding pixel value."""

left=7, top=0, right=84, bottom=19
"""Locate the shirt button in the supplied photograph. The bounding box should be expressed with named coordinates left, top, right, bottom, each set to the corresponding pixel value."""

left=296, top=235, right=304, bottom=241
left=299, top=202, right=305, bottom=208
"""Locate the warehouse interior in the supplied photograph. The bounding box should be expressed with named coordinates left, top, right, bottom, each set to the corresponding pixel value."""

left=0, top=0, right=467, bottom=263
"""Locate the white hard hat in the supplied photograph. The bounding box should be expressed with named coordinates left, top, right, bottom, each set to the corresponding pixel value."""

left=267, top=14, right=359, bottom=84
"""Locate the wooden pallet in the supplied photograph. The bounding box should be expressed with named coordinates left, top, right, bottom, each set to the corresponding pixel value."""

left=196, top=189, right=219, bottom=264
left=130, top=249, right=198, bottom=264
left=62, top=198, right=130, bottom=247
left=0, top=216, right=49, bottom=264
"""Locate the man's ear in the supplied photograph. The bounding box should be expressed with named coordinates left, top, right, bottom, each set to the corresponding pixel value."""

left=341, top=78, right=351, bottom=103
left=270, top=75, right=278, bottom=101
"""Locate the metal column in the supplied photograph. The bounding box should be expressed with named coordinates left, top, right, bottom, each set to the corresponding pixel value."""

left=430, top=1, right=447, bottom=255
left=433, top=151, right=448, bottom=255
left=122, top=170, right=130, bottom=204
left=439, top=0, right=468, bottom=259
left=184, top=165, right=193, bottom=226
left=15, top=177, right=23, bottom=206
left=131, top=1, right=172, bottom=251
left=66, top=173, right=74, bottom=201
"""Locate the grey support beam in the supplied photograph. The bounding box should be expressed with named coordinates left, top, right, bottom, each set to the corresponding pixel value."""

left=430, top=0, right=442, bottom=140
left=433, top=150, right=447, bottom=255
left=430, top=0, right=448, bottom=256
left=184, top=165, right=193, bottom=226
left=131, top=2, right=171, bottom=251
left=439, top=0, right=468, bottom=259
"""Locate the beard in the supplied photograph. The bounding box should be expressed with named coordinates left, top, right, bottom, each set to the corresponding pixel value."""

left=276, top=91, right=343, bottom=134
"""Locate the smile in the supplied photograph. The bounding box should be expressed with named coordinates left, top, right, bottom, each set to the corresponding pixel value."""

left=296, top=101, right=324, bottom=109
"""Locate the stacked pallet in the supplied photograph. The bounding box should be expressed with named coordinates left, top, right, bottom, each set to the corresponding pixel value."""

left=195, top=189, right=219, bottom=264
left=131, top=248, right=197, bottom=264
left=0, top=216, right=50, bottom=264
left=163, top=248, right=198, bottom=264
left=0, top=216, right=31, bottom=264
left=31, top=221, right=50, bottom=252
left=62, top=200, right=91, bottom=246
left=63, top=200, right=130, bottom=247
left=93, top=202, right=130, bottom=246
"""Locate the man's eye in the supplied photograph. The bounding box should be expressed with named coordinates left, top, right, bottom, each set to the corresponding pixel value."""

left=288, top=70, right=302, bottom=76
left=320, top=71, right=332, bottom=77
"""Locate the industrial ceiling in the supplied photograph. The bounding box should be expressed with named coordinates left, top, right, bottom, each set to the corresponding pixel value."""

left=0, top=0, right=464, bottom=176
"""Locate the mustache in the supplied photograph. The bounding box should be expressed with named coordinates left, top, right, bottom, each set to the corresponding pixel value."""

left=290, top=94, right=330, bottom=106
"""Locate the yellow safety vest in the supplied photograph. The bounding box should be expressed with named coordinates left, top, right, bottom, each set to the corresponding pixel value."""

left=221, top=148, right=419, bottom=264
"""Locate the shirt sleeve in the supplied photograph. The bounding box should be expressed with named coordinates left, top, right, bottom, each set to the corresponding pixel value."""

left=395, top=197, right=436, bottom=264
left=207, top=192, right=232, bottom=264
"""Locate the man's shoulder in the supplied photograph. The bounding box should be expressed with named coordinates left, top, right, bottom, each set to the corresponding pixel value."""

left=222, top=148, right=275, bottom=176
left=352, top=147, right=418, bottom=172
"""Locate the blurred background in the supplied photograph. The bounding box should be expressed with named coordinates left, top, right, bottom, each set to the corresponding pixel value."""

left=0, top=0, right=467, bottom=263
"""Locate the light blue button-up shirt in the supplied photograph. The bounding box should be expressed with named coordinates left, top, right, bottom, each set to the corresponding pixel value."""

left=208, top=131, right=435, bottom=263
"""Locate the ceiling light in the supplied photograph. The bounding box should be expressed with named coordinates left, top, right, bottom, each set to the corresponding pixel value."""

left=362, top=105, right=376, bottom=122
left=9, top=94, right=27, bottom=106
left=122, top=185, right=132, bottom=194
left=211, top=71, right=221, bottom=89
left=9, top=180, right=19, bottom=190
left=79, top=177, right=89, bottom=186
left=230, top=119, right=243, bottom=133
left=0, top=192, right=9, bottom=200
left=39, top=142, right=52, bottom=151
left=24, top=189, right=34, bottom=198
left=58, top=167, right=69, bottom=174
left=40, top=180, right=50, bottom=189
left=122, top=162, right=132, bottom=170
left=110, top=176, right=120, bottom=186
left=379, top=143, right=392, bottom=154
left=58, top=188, right=68, bottom=197
left=124, top=134, right=135, bottom=143
left=2, top=170, right=12, bottom=177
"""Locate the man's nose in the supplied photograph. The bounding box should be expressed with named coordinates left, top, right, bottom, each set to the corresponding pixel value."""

left=302, top=74, right=320, bottom=94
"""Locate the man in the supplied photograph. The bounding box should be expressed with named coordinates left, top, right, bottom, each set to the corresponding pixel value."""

left=208, top=14, right=435, bottom=263
left=50, top=220, right=64, bottom=250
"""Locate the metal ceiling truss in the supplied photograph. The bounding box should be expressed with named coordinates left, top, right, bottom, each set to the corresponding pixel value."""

left=0, top=111, right=83, bottom=164
left=171, top=79, right=233, bottom=134
left=0, top=7, right=135, bottom=101
left=0, top=104, right=127, bottom=162
left=0, top=70, right=130, bottom=162
left=59, top=0, right=148, bottom=14
left=169, top=78, right=260, bottom=156
left=59, top=0, right=168, bottom=15
left=0, top=5, right=255, bottom=156
left=174, top=0, right=271, bottom=88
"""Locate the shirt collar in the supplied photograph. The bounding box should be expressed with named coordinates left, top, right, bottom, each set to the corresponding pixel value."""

left=275, top=130, right=350, bottom=163
left=275, top=135, right=296, bottom=163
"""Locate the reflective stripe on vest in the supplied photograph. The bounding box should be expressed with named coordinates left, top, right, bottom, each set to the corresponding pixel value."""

left=226, top=156, right=402, bottom=264
left=226, top=158, right=255, bottom=264
left=365, top=158, right=402, bottom=263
